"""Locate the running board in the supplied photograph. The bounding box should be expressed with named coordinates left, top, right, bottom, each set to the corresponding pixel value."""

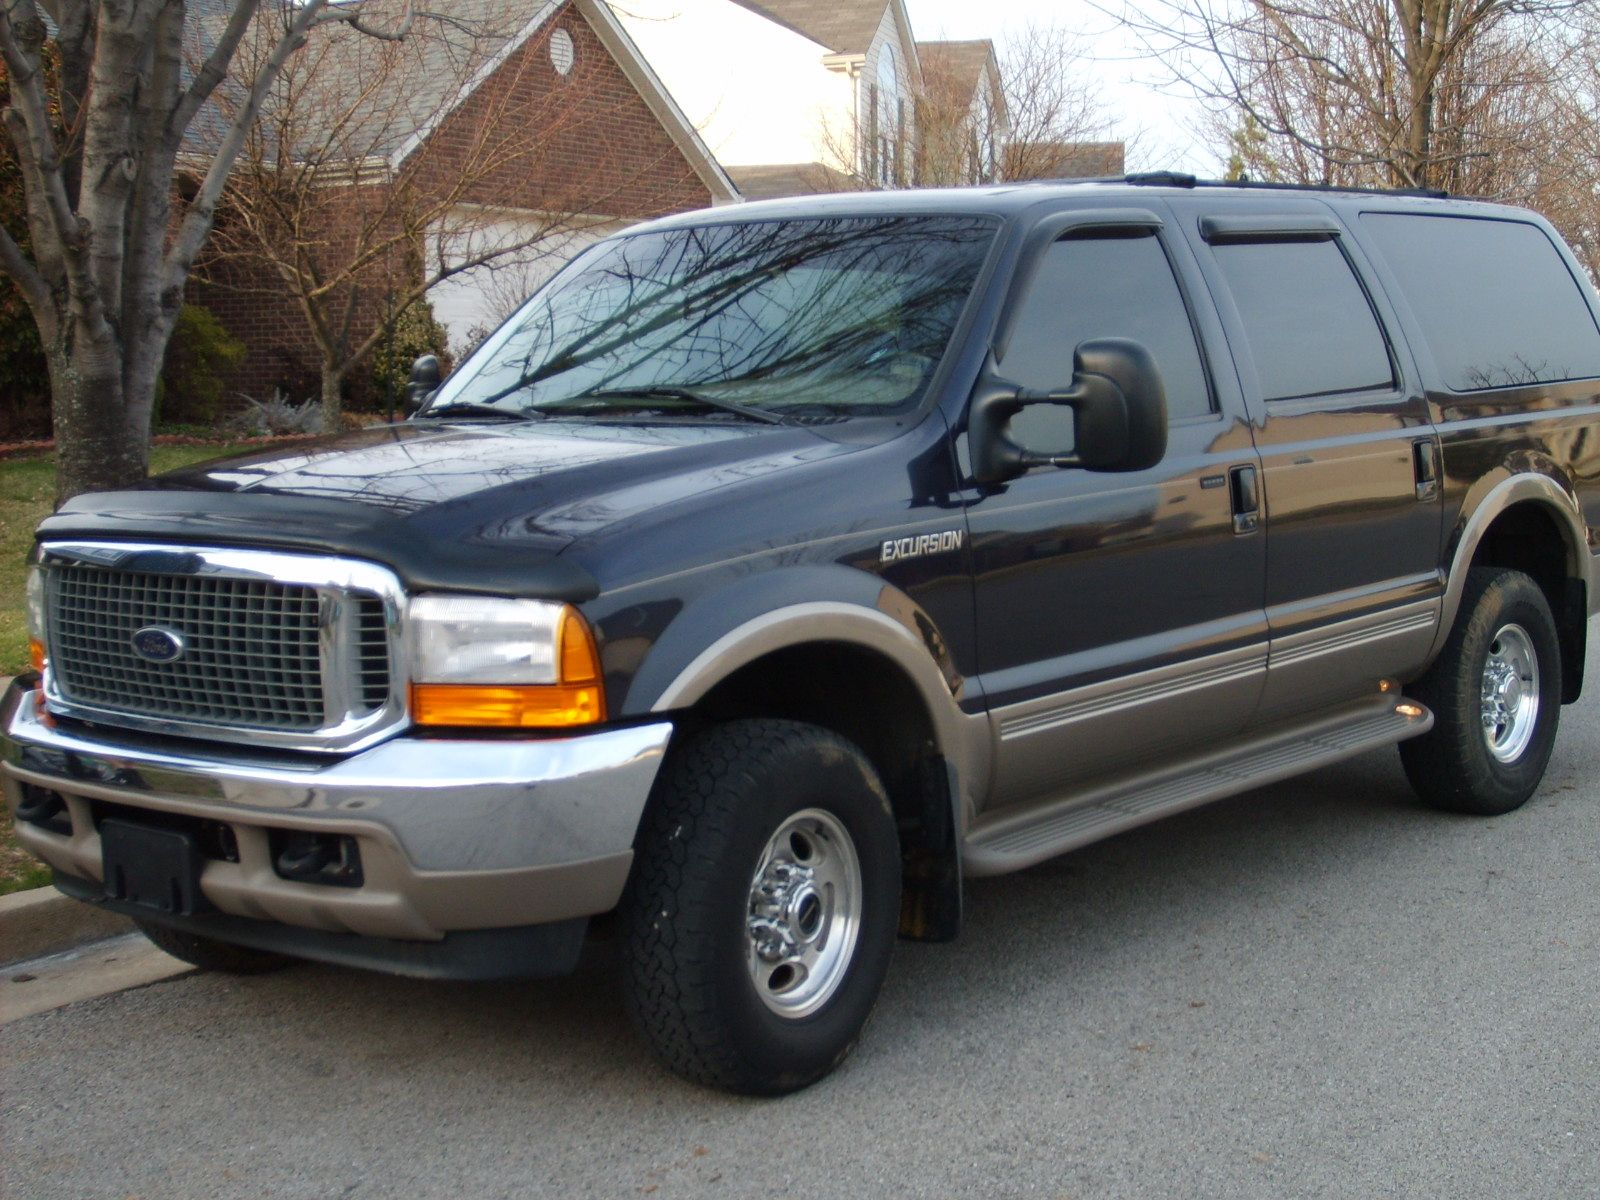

left=963, top=697, right=1433, bottom=877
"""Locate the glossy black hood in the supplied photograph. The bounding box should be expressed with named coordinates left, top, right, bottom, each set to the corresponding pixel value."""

left=39, top=419, right=865, bottom=600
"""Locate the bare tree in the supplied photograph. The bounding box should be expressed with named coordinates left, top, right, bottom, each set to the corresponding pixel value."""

left=202, top=5, right=680, bottom=427
left=1120, top=0, right=1593, bottom=194
left=0, top=0, right=428, bottom=502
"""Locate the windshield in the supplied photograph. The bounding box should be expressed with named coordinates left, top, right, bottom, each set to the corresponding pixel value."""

left=431, top=215, right=998, bottom=420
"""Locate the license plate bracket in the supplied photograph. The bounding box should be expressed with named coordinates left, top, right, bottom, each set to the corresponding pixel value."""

left=100, top=819, right=207, bottom=915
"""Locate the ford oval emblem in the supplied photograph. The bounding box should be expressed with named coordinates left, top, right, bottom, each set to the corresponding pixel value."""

left=131, top=626, right=185, bottom=663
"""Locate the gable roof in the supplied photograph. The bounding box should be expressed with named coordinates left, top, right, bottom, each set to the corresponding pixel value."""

left=188, top=0, right=736, bottom=203
left=725, top=161, right=855, bottom=199
left=916, top=39, right=997, bottom=106
left=728, top=0, right=889, bottom=54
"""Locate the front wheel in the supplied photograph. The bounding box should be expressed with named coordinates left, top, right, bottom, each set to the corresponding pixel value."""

left=1400, top=567, right=1562, bottom=815
left=620, top=719, right=901, bottom=1095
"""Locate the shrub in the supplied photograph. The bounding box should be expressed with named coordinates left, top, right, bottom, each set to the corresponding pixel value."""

left=368, top=298, right=449, bottom=413
left=159, top=305, right=246, bottom=426
left=224, top=389, right=324, bottom=436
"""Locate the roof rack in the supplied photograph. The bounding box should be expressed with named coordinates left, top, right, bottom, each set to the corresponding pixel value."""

left=1028, top=171, right=1450, bottom=201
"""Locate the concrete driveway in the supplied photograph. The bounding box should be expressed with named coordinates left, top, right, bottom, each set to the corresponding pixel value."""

left=5, top=655, right=1599, bottom=1199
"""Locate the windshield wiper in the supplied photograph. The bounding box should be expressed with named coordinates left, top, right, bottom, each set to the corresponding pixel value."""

left=534, top=387, right=786, bottom=426
left=415, top=402, right=538, bottom=421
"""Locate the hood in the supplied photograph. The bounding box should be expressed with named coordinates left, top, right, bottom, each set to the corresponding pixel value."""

left=41, top=418, right=865, bottom=600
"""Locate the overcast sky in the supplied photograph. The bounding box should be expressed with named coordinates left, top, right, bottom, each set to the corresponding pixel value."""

left=902, top=0, right=1220, bottom=175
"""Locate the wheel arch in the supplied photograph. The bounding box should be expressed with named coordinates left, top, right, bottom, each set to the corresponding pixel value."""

left=635, top=584, right=989, bottom=942
left=1433, top=470, right=1593, bottom=701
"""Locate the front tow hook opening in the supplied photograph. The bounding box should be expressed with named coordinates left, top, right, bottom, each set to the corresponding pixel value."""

left=270, top=830, right=365, bottom=889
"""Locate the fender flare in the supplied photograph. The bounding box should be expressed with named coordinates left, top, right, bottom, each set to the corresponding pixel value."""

left=625, top=566, right=992, bottom=819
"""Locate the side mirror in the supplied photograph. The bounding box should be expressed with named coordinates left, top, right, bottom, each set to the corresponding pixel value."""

left=968, top=338, right=1168, bottom=485
left=404, top=354, right=442, bottom=415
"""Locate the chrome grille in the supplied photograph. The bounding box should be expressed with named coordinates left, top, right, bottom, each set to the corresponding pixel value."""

left=355, top=596, right=390, bottom=712
left=50, top=567, right=334, bottom=729
left=38, top=545, right=404, bottom=751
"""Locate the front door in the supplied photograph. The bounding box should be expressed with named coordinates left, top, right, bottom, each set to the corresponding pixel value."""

left=964, top=216, right=1267, bottom=812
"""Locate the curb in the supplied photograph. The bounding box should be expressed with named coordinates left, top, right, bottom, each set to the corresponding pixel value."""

left=1, top=885, right=133, bottom=966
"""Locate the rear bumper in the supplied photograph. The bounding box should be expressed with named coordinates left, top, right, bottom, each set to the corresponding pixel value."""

left=2, top=681, right=672, bottom=971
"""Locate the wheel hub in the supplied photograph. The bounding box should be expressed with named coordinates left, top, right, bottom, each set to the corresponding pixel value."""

left=749, top=861, right=822, bottom=962
left=1480, top=623, right=1539, bottom=764
left=744, top=808, right=862, bottom=1019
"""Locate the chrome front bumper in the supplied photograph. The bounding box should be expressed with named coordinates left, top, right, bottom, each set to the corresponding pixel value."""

left=1, top=682, right=672, bottom=944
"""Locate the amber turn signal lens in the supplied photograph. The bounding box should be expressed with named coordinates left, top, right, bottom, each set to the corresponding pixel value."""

left=411, top=683, right=605, bottom=728
left=558, top=607, right=601, bottom=684
left=28, top=638, right=45, bottom=674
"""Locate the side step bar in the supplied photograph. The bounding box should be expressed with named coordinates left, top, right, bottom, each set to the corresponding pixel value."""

left=963, top=696, right=1432, bottom=877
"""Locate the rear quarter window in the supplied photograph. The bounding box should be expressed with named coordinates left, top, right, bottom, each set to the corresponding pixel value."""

left=1360, top=213, right=1600, bottom=392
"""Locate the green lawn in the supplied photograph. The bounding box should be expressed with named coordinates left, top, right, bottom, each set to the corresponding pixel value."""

left=0, top=445, right=255, bottom=894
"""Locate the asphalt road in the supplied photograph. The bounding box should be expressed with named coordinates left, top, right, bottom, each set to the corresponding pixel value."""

left=5, top=650, right=1600, bottom=1199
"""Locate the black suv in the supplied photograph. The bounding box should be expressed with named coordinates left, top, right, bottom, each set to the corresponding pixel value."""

left=9, top=177, right=1600, bottom=1094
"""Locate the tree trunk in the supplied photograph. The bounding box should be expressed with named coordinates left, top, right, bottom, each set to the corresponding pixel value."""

left=48, top=336, right=149, bottom=506
left=319, top=362, right=345, bottom=432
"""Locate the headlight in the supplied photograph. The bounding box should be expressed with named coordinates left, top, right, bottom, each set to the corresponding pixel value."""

left=25, top=564, right=46, bottom=673
left=407, top=596, right=605, bottom=728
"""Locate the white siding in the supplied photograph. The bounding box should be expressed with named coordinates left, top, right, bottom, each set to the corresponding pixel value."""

left=859, top=4, right=917, bottom=183
left=426, top=210, right=619, bottom=355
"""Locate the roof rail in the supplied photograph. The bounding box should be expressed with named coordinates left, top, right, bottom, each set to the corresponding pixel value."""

left=1024, top=171, right=1449, bottom=201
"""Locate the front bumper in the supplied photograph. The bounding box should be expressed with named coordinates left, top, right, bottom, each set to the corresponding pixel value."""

left=1, top=681, right=672, bottom=972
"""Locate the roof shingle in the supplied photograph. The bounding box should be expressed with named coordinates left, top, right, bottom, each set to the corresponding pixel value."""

left=728, top=0, right=889, bottom=54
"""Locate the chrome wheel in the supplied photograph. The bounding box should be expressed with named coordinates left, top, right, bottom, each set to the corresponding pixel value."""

left=1481, top=622, right=1539, bottom=764
left=746, top=807, right=862, bottom=1019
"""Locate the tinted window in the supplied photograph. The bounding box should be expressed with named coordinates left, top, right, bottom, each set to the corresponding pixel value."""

left=1361, top=213, right=1600, bottom=392
left=1001, top=232, right=1212, bottom=455
left=1211, top=239, right=1394, bottom=401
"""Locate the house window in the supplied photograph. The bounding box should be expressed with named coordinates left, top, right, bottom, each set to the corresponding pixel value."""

left=877, top=46, right=899, bottom=185
left=865, top=83, right=879, bottom=180
left=549, top=28, right=575, bottom=76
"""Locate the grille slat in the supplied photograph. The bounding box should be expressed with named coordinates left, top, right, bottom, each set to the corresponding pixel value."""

left=47, top=565, right=393, bottom=734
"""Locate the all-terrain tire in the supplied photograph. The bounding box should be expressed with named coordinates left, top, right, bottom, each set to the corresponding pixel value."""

left=1400, top=567, right=1562, bottom=815
left=135, top=919, right=293, bottom=974
left=620, top=719, right=901, bottom=1095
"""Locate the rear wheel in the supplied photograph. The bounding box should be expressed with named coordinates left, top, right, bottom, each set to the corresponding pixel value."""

left=620, top=719, right=900, bottom=1095
left=134, top=919, right=293, bottom=975
left=1401, top=567, right=1562, bottom=815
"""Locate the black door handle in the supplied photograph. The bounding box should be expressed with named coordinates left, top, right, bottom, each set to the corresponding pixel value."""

left=1230, top=464, right=1259, bottom=534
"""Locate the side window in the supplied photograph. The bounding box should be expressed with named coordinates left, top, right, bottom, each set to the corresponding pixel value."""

left=1210, top=238, right=1394, bottom=402
left=1360, top=213, right=1600, bottom=392
left=1000, top=232, right=1213, bottom=452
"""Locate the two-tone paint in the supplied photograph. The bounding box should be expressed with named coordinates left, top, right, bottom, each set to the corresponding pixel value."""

left=38, top=181, right=1600, bottom=916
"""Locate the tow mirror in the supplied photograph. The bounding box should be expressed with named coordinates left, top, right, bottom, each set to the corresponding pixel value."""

left=404, top=354, right=442, bottom=415
left=968, top=338, right=1168, bottom=485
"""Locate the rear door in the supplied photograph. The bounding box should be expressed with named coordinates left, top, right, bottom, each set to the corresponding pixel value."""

left=963, top=208, right=1267, bottom=811
left=1171, top=198, right=1443, bottom=718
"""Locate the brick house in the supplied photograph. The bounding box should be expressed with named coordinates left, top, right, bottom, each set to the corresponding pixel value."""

left=190, top=0, right=736, bottom=407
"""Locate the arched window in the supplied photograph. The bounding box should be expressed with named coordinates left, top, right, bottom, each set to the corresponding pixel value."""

left=876, top=45, right=899, bottom=184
